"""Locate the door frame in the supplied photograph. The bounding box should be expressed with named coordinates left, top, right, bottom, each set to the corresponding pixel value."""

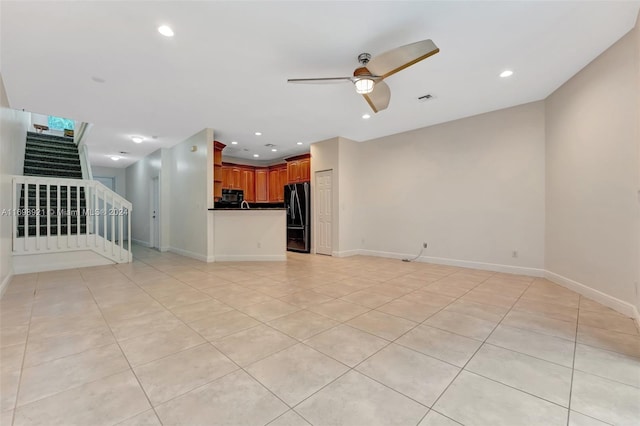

left=150, top=176, right=160, bottom=249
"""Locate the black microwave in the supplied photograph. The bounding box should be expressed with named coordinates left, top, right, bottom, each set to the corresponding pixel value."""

left=221, top=189, right=244, bottom=205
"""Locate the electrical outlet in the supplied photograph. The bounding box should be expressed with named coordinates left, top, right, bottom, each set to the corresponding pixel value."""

left=512, top=250, right=518, bottom=258
left=257, top=242, right=261, bottom=249
left=423, top=242, right=428, bottom=249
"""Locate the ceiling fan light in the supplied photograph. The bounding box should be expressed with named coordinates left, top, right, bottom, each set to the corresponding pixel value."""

left=354, top=78, right=375, bottom=94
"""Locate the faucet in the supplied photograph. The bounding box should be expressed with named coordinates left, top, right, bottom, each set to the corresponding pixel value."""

left=240, top=200, right=250, bottom=209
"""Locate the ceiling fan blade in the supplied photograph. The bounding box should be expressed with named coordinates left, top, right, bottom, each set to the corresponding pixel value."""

left=287, top=77, right=352, bottom=84
left=367, top=39, right=439, bottom=79
left=362, top=80, right=390, bottom=113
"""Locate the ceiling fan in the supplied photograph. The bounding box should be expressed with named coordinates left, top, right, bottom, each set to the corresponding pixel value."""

left=287, top=39, right=439, bottom=113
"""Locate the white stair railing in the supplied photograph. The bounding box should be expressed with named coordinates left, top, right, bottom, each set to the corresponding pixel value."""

left=11, top=176, right=132, bottom=263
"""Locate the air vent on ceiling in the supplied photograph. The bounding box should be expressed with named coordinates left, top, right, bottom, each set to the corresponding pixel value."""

left=119, top=151, right=129, bottom=154
left=418, top=94, right=434, bottom=102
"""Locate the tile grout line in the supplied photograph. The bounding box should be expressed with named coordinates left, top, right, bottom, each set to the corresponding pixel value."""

left=122, top=254, right=302, bottom=425
left=566, top=295, right=581, bottom=426
left=8, top=276, right=38, bottom=426
left=278, top=268, right=502, bottom=425
left=422, top=275, right=538, bottom=424
left=15, top=249, right=628, bottom=426
left=84, top=278, right=165, bottom=426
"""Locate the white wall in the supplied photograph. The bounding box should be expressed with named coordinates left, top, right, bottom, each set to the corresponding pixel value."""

left=337, top=137, right=361, bottom=255
left=355, top=102, right=546, bottom=274
left=125, top=149, right=161, bottom=247
left=212, top=210, right=286, bottom=261
left=92, top=166, right=126, bottom=198
left=635, top=11, right=640, bottom=314
left=545, top=24, right=640, bottom=315
left=310, top=137, right=340, bottom=255
left=0, top=73, right=30, bottom=295
left=168, top=128, right=213, bottom=261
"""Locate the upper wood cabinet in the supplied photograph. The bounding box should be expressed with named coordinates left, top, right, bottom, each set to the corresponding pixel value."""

left=285, top=154, right=311, bottom=184
left=241, top=169, right=255, bottom=202
left=255, top=168, right=269, bottom=203
left=213, top=141, right=225, bottom=201
left=220, top=154, right=309, bottom=203
left=300, top=157, right=310, bottom=182
left=221, top=164, right=243, bottom=190
left=268, top=165, right=287, bottom=202
left=288, top=161, right=300, bottom=183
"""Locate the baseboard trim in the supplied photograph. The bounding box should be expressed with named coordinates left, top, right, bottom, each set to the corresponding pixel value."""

left=13, top=251, right=114, bottom=274
left=132, top=238, right=152, bottom=248
left=168, top=247, right=209, bottom=262
left=545, top=270, right=640, bottom=325
left=214, top=254, right=286, bottom=262
left=0, top=269, right=13, bottom=299
left=332, top=250, right=360, bottom=258
left=357, top=249, right=545, bottom=277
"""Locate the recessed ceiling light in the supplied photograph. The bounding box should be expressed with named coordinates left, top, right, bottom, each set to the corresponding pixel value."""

left=231, top=141, right=238, bottom=145
left=362, top=114, right=371, bottom=119
left=500, top=70, right=514, bottom=78
left=253, top=154, right=260, bottom=158
left=110, top=156, right=120, bottom=161
left=255, top=132, right=262, bottom=136
left=131, top=136, right=143, bottom=144
left=271, top=148, right=277, bottom=152
left=158, top=25, right=174, bottom=37
left=296, top=142, right=303, bottom=145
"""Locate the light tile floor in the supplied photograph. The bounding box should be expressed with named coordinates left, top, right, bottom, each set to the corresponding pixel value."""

left=1, top=246, right=639, bottom=425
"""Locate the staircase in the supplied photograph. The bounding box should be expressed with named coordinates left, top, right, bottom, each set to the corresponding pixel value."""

left=12, top=132, right=132, bottom=264
left=24, top=132, right=82, bottom=178
left=18, top=132, right=86, bottom=238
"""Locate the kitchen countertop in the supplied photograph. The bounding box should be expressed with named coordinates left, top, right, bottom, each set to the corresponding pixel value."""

left=208, top=207, right=286, bottom=211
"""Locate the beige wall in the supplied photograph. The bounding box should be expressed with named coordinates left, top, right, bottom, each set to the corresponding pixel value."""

left=337, top=136, right=362, bottom=255
left=0, top=73, right=30, bottom=293
left=355, top=102, right=546, bottom=273
left=310, top=137, right=340, bottom=255
left=212, top=210, right=286, bottom=261
left=125, top=148, right=162, bottom=247
left=545, top=25, right=639, bottom=311
left=92, top=166, right=126, bottom=198
left=636, top=11, right=640, bottom=312
left=168, top=128, right=213, bottom=261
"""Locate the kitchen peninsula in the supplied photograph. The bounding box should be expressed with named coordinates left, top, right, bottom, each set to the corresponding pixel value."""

left=209, top=141, right=310, bottom=261
left=208, top=208, right=287, bottom=261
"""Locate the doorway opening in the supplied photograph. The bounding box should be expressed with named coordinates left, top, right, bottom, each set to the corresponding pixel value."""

left=150, top=176, right=160, bottom=249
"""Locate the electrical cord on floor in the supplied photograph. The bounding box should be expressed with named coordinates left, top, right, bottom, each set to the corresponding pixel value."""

left=402, top=243, right=427, bottom=262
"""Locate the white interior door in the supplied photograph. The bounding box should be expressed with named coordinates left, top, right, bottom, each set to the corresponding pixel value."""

left=315, top=170, right=332, bottom=255
left=151, top=177, right=160, bottom=249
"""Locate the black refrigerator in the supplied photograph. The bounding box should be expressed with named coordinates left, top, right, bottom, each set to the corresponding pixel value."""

left=285, top=182, right=310, bottom=253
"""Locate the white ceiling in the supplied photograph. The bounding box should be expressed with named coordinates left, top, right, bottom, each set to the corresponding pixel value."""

left=2, top=1, right=639, bottom=168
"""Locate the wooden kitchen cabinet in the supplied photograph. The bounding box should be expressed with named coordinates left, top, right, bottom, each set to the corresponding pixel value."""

left=213, top=141, right=225, bottom=201
left=268, top=168, right=279, bottom=202
left=241, top=169, right=255, bottom=202
left=300, top=157, right=310, bottom=182
left=278, top=167, right=288, bottom=200
left=285, top=154, right=311, bottom=184
left=268, top=165, right=287, bottom=202
left=288, top=161, right=300, bottom=183
left=222, top=164, right=242, bottom=190
left=255, top=168, right=269, bottom=203
left=221, top=157, right=306, bottom=203
left=221, top=166, right=232, bottom=189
